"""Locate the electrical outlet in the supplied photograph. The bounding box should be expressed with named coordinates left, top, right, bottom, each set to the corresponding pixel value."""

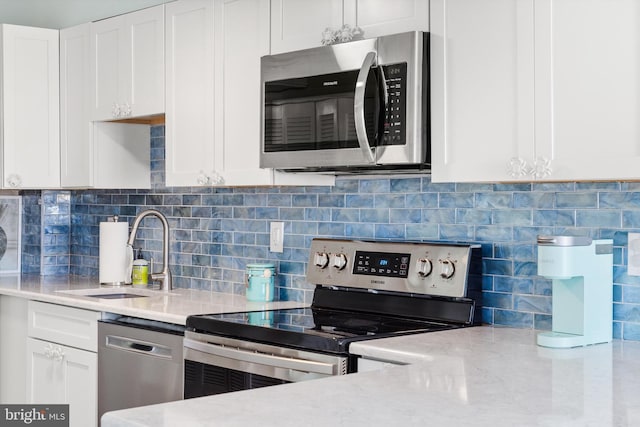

left=270, top=222, right=284, bottom=253
left=629, top=232, right=640, bottom=276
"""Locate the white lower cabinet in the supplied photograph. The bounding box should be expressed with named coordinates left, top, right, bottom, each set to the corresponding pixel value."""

left=26, top=301, right=100, bottom=427
left=26, top=338, right=97, bottom=427
left=0, top=295, right=28, bottom=403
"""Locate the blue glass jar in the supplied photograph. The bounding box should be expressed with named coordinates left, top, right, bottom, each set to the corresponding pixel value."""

left=246, top=263, right=276, bottom=302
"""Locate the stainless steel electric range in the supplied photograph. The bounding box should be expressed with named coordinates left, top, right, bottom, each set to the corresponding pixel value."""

left=183, top=238, right=482, bottom=398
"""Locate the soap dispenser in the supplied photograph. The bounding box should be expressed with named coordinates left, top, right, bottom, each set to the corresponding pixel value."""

left=131, top=248, right=149, bottom=287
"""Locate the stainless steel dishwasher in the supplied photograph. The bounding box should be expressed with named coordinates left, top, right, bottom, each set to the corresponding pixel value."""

left=98, top=317, right=184, bottom=422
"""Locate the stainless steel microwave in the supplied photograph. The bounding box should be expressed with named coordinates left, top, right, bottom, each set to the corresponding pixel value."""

left=260, top=31, right=429, bottom=173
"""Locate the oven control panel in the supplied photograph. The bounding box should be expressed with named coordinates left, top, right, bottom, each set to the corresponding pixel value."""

left=307, top=238, right=480, bottom=298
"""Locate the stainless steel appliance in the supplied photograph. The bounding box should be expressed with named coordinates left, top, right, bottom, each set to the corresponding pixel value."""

left=183, top=238, right=481, bottom=398
left=260, top=32, right=429, bottom=173
left=98, top=318, right=184, bottom=421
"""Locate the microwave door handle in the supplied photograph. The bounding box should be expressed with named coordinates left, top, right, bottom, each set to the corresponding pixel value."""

left=354, top=51, right=377, bottom=164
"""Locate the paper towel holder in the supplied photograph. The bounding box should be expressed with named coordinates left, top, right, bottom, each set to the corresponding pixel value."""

left=99, top=215, right=130, bottom=287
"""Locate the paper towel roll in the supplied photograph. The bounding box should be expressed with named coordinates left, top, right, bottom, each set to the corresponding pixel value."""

left=99, top=221, right=130, bottom=285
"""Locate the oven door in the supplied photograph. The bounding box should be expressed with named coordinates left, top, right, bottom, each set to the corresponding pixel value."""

left=183, top=331, right=348, bottom=398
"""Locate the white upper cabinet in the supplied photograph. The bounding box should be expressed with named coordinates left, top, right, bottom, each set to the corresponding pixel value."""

left=61, top=24, right=150, bottom=189
left=60, top=23, right=92, bottom=187
left=532, top=0, right=640, bottom=181
left=432, top=0, right=640, bottom=183
left=270, top=0, right=428, bottom=54
left=213, top=0, right=274, bottom=185
left=90, top=5, right=164, bottom=121
left=271, top=0, right=344, bottom=53
left=430, top=0, right=535, bottom=182
left=165, top=0, right=217, bottom=187
left=343, top=0, right=429, bottom=39
left=1, top=24, right=60, bottom=189
left=166, top=0, right=334, bottom=187
left=215, top=0, right=333, bottom=186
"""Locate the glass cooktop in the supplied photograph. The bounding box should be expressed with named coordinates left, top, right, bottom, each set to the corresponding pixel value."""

left=186, top=306, right=457, bottom=354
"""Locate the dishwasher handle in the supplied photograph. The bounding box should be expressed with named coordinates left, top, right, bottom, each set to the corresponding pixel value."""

left=106, top=335, right=175, bottom=359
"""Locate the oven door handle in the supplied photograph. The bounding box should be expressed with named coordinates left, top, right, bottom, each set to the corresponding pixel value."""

left=354, top=51, right=377, bottom=164
left=183, top=337, right=338, bottom=376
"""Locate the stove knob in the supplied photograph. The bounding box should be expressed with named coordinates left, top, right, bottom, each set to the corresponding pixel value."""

left=416, top=258, right=433, bottom=277
left=313, top=252, right=330, bottom=269
left=331, top=253, right=348, bottom=270
left=440, top=259, right=456, bottom=279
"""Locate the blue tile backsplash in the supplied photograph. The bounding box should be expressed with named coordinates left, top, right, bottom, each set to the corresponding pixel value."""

left=17, top=125, right=640, bottom=341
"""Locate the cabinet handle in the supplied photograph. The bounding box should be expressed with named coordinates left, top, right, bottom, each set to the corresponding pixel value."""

left=43, top=343, right=65, bottom=362
left=531, top=157, right=552, bottom=179
left=53, top=347, right=65, bottom=362
left=197, top=170, right=225, bottom=186
left=44, top=343, right=55, bottom=359
left=507, top=157, right=529, bottom=178
left=506, top=157, right=552, bottom=180
left=6, top=173, right=21, bottom=188
left=122, top=102, right=132, bottom=117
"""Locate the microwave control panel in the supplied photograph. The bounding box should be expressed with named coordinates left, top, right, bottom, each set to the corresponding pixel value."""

left=381, top=63, right=407, bottom=146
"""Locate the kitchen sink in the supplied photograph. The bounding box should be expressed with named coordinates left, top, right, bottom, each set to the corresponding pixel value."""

left=56, top=287, right=181, bottom=299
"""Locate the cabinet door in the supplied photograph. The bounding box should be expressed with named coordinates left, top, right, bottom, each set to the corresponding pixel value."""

left=343, top=0, right=428, bottom=37
left=214, top=0, right=273, bottom=185
left=270, top=0, right=344, bottom=54
left=125, top=5, right=165, bottom=118
left=165, top=0, right=217, bottom=187
left=212, top=0, right=335, bottom=187
left=430, top=0, right=535, bottom=183
left=60, top=23, right=93, bottom=187
left=533, top=0, right=640, bottom=181
left=27, top=338, right=97, bottom=427
left=90, top=16, right=124, bottom=121
left=2, top=24, right=60, bottom=189
left=0, top=295, right=27, bottom=403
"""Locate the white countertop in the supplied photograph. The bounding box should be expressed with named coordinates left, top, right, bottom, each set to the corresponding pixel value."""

left=0, top=274, right=304, bottom=324
left=102, top=326, right=640, bottom=427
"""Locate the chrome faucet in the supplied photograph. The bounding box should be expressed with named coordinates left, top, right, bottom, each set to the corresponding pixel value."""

left=127, top=209, right=172, bottom=292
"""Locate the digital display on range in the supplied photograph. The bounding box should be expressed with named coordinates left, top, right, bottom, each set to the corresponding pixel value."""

left=353, top=251, right=410, bottom=278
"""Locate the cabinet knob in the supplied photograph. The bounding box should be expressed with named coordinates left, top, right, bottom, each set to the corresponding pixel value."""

left=53, top=346, right=65, bottom=362
left=507, top=157, right=552, bottom=179
left=44, top=343, right=55, bottom=359
left=122, top=102, right=132, bottom=117
left=112, top=103, right=121, bottom=118
left=197, top=170, right=225, bottom=186
left=531, top=157, right=552, bottom=179
left=6, top=174, right=21, bottom=188
left=507, top=157, right=529, bottom=178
